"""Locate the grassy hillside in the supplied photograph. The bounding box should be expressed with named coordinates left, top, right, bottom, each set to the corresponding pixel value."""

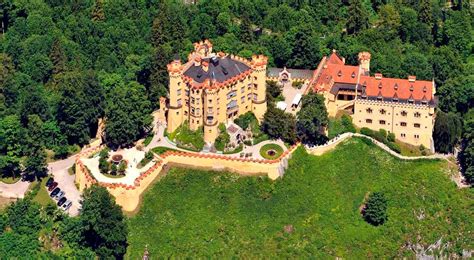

left=127, top=138, right=473, bottom=258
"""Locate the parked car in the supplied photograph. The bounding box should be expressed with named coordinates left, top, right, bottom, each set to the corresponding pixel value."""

left=55, top=191, right=65, bottom=200
left=48, top=182, right=58, bottom=191
left=46, top=177, right=54, bottom=187
left=57, top=197, right=67, bottom=206
left=61, top=200, right=72, bottom=211
left=50, top=187, right=60, bottom=197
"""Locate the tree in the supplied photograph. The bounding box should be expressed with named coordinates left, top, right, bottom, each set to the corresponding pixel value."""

left=149, top=44, right=172, bottom=109
left=91, top=0, right=105, bottom=21
left=346, top=0, right=369, bottom=34
left=266, top=80, right=281, bottom=102
left=433, top=110, right=462, bottom=153
left=444, top=10, right=472, bottom=55
left=105, top=81, right=152, bottom=148
left=286, top=25, right=321, bottom=69
left=431, top=46, right=463, bottom=86
left=239, top=15, right=254, bottom=43
left=378, top=4, right=401, bottom=33
left=80, top=185, right=128, bottom=259
left=261, top=105, right=297, bottom=144
left=0, top=115, right=26, bottom=156
left=49, top=38, right=67, bottom=84
left=56, top=70, right=104, bottom=145
left=437, top=75, right=474, bottom=115
left=363, top=192, right=388, bottom=226
left=24, top=145, right=48, bottom=181
left=296, top=93, right=329, bottom=145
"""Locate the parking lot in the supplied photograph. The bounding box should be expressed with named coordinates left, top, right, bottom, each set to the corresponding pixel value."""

left=48, top=155, right=81, bottom=216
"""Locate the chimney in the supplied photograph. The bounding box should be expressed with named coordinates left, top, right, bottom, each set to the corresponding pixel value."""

left=358, top=52, right=371, bottom=72
left=408, top=75, right=416, bottom=82
left=194, top=56, right=201, bottom=67
left=202, top=60, right=209, bottom=72
left=375, top=73, right=382, bottom=80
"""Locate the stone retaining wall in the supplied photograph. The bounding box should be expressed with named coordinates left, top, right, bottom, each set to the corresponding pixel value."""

left=75, top=144, right=299, bottom=212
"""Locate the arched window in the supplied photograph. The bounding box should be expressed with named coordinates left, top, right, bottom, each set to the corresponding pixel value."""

left=380, top=109, right=386, bottom=115
left=366, top=108, right=373, bottom=114
left=414, top=112, right=421, bottom=118
left=401, top=110, right=407, bottom=116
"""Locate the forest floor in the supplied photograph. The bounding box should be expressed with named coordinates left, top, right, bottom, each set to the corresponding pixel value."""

left=126, top=138, right=473, bottom=258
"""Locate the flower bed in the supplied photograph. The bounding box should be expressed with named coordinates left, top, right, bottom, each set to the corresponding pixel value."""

left=259, top=143, right=284, bottom=160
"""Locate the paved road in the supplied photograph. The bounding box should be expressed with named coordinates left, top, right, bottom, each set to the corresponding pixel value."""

left=48, top=155, right=81, bottom=216
left=0, top=180, right=30, bottom=199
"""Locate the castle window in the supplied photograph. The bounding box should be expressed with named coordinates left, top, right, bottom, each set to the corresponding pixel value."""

left=401, top=133, right=406, bottom=138
left=196, top=108, right=200, bottom=116
left=380, top=109, right=386, bottom=115
left=247, top=94, right=252, bottom=100
left=241, top=87, right=245, bottom=93
left=379, top=120, right=386, bottom=125
left=414, top=134, right=419, bottom=139
left=207, top=107, right=213, bottom=113
left=191, top=97, right=195, bottom=104
left=400, top=122, right=407, bottom=127
left=227, top=90, right=236, bottom=99
left=414, top=123, right=421, bottom=128
left=241, top=96, right=245, bottom=104
left=177, top=89, right=181, bottom=96
left=217, top=98, right=220, bottom=105
left=254, top=84, right=258, bottom=90
left=366, top=119, right=372, bottom=124
left=227, top=100, right=237, bottom=110
left=366, top=108, right=373, bottom=114
left=253, top=93, right=257, bottom=101
left=191, top=107, right=195, bottom=115
left=177, top=99, right=182, bottom=106
left=401, top=110, right=407, bottom=116
left=414, top=112, right=421, bottom=118
left=185, top=89, right=189, bottom=96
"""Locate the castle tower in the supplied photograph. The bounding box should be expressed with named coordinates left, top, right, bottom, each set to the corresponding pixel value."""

left=358, top=52, right=371, bottom=73
left=203, top=87, right=219, bottom=143
left=167, top=58, right=184, bottom=134
left=251, top=55, right=268, bottom=122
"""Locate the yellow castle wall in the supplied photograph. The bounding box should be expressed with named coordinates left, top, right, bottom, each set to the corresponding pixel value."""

left=352, top=100, right=435, bottom=148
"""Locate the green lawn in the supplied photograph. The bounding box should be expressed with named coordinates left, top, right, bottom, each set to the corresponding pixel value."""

left=127, top=138, right=473, bottom=258
left=0, top=176, right=21, bottom=184
left=32, top=178, right=54, bottom=206
left=259, top=143, right=284, bottom=159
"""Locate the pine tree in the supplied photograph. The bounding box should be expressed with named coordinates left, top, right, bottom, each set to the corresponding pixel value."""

left=151, top=16, right=167, bottom=48
left=239, top=15, right=254, bottom=43
left=346, top=0, right=369, bottom=34
left=363, top=192, right=388, bottom=226
left=49, top=39, right=67, bottom=84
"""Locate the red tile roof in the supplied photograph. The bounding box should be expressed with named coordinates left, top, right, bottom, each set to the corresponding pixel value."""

left=360, top=75, right=433, bottom=102
left=312, top=52, right=434, bottom=103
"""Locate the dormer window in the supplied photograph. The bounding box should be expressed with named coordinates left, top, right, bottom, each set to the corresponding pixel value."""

left=351, top=72, right=356, bottom=78
left=337, top=70, right=342, bottom=77
left=378, top=83, right=383, bottom=89
left=394, top=84, right=398, bottom=90
left=409, top=85, right=414, bottom=92
left=423, top=86, right=427, bottom=92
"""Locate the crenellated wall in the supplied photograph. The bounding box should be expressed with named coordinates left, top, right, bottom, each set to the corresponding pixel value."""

left=75, top=144, right=299, bottom=212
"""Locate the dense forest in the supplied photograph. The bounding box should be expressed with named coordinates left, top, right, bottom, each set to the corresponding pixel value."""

left=0, top=0, right=473, bottom=181
left=0, top=0, right=472, bottom=257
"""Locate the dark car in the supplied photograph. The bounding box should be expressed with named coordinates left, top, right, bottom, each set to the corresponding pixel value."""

left=50, top=187, right=60, bottom=197
left=46, top=177, right=54, bottom=187
left=48, top=182, right=58, bottom=191
left=57, top=197, right=67, bottom=206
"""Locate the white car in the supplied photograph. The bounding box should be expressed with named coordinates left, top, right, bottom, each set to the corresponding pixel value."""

left=61, top=200, right=72, bottom=211
left=54, top=191, right=65, bottom=201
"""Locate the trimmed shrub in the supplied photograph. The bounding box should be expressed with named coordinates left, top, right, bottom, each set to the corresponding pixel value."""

left=386, top=142, right=401, bottom=154
left=387, top=132, right=396, bottom=142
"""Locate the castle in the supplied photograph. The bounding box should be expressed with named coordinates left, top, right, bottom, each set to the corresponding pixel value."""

left=166, top=40, right=267, bottom=143
left=309, top=50, right=436, bottom=149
